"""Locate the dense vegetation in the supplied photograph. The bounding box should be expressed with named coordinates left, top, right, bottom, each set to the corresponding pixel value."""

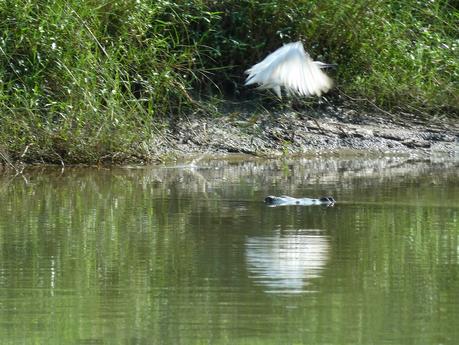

left=0, top=0, right=457, bottom=163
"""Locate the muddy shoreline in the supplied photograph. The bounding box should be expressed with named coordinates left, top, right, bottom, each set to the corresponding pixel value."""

left=1, top=105, right=457, bottom=169
left=148, top=105, right=458, bottom=161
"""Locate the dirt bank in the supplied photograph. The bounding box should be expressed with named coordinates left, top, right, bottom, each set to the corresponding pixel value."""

left=147, top=105, right=458, bottom=161
left=2, top=104, right=457, bottom=168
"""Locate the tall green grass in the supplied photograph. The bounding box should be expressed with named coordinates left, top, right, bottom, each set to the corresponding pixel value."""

left=0, top=0, right=457, bottom=163
left=200, top=0, right=458, bottom=111
left=0, top=1, right=217, bottom=163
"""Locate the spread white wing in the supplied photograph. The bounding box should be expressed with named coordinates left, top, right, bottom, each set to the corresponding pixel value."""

left=245, top=42, right=333, bottom=98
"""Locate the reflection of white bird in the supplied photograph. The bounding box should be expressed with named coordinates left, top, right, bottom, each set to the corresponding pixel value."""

left=245, top=230, right=330, bottom=294
left=245, top=41, right=334, bottom=98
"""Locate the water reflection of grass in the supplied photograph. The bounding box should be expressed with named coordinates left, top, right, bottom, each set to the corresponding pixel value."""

left=0, top=159, right=457, bottom=344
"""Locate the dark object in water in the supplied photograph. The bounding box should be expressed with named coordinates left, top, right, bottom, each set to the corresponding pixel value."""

left=265, top=195, right=335, bottom=207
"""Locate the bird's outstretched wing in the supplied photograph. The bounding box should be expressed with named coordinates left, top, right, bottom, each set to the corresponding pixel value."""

left=245, top=42, right=333, bottom=98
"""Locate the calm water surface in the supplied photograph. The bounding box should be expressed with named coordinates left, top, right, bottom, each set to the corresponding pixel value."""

left=0, top=157, right=458, bottom=345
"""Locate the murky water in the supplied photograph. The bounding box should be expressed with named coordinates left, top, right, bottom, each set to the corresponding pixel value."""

left=0, top=156, right=458, bottom=345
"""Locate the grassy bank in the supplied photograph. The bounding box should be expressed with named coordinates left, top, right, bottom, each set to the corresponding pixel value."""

left=0, top=0, right=457, bottom=164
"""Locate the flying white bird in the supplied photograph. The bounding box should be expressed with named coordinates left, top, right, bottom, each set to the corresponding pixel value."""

left=245, top=41, right=334, bottom=98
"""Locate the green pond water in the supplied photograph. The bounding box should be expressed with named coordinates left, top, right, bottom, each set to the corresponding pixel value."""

left=0, top=156, right=458, bottom=345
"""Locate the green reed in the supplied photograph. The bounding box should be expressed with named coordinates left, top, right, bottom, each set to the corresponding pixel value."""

left=0, top=0, right=456, bottom=163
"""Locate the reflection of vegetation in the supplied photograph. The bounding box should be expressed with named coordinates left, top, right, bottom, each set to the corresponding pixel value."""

left=0, top=158, right=457, bottom=344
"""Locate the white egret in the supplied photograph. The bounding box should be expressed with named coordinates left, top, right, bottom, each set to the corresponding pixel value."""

left=245, top=41, right=334, bottom=98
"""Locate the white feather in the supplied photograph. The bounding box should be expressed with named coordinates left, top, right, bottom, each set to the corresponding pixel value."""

left=245, top=42, right=333, bottom=98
